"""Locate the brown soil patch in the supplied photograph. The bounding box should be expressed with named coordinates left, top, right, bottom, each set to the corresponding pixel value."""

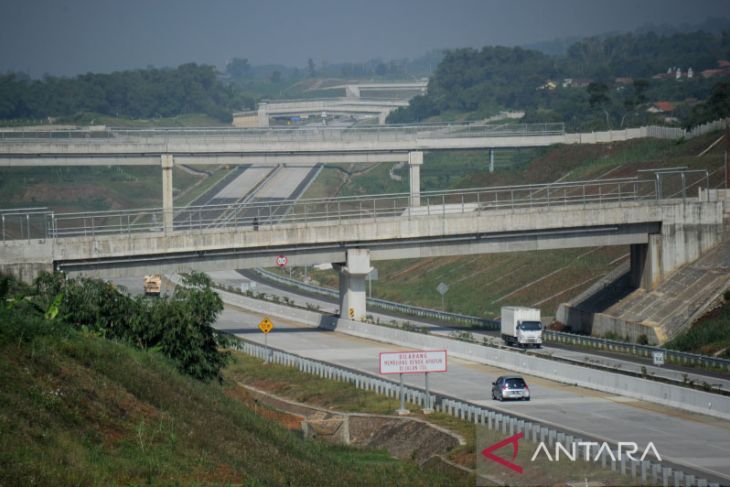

left=224, top=384, right=303, bottom=430
left=450, top=449, right=475, bottom=468
left=183, top=463, right=245, bottom=485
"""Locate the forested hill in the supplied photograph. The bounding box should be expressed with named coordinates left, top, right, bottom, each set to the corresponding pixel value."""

left=388, top=30, right=730, bottom=129
left=563, top=31, right=727, bottom=79
left=0, top=63, right=252, bottom=123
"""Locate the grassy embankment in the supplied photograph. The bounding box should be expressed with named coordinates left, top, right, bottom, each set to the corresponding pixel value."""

left=0, top=164, right=235, bottom=213
left=0, top=312, right=467, bottom=486
left=665, top=294, right=730, bottom=358
left=226, top=351, right=639, bottom=485
left=297, top=132, right=727, bottom=319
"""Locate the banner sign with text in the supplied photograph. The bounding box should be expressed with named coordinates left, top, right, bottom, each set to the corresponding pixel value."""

left=379, top=350, right=448, bottom=375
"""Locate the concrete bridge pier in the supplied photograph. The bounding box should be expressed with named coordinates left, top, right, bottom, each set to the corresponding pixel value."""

left=335, top=249, right=372, bottom=321
left=409, top=151, right=423, bottom=207
left=257, top=104, right=270, bottom=127
left=161, top=154, right=174, bottom=234
left=378, top=111, right=389, bottom=125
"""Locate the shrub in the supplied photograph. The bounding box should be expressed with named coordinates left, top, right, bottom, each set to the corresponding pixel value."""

left=3, top=271, right=228, bottom=383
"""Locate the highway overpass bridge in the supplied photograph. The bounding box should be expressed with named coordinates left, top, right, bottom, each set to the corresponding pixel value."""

left=1, top=180, right=723, bottom=343
left=0, top=122, right=566, bottom=232
left=0, top=121, right=719, bottom=237
left=251, top=98, right=410, bottom=127
left=317, top=80, right=428, bottom=99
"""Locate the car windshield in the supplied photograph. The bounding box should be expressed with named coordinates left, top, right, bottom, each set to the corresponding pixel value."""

left=505, top=378, right=526, bottom=389
left=518, top=321, right=542, bottom=331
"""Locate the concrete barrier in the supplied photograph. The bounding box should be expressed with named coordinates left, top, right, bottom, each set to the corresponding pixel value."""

left=194, top=276, right=730, bottom=421
left=329, top=317, right=730, bottom=420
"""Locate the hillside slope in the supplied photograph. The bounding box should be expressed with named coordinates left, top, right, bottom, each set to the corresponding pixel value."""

left=0, top=313, right=461, bottom=486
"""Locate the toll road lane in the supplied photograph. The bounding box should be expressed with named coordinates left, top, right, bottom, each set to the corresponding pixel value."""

left=215, top=305, right=730, bottom=481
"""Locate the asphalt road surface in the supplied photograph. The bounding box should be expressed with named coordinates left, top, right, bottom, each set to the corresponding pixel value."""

left=214, top=301, right=730, bottom=483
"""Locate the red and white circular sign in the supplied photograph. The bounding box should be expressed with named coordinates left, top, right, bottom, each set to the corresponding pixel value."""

left=275, top=255, right=288, bottom=268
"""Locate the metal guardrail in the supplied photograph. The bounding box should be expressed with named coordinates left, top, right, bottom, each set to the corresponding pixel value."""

left=544, top=332, right=730, bottom=371
left=231, top=335, right=719, bottom=487
left=251, top=268, right=730, bottom=372
left=253, top=267, right=500, bottom=330
left=258, top=97, right=409, bottom=106
left=2, top=118, right=725, bottom=143
left=0, top=177, right=657, bottom=240
left=1, top=208, right=54, bottom=241
left=0, top=121, right=566, bottom=141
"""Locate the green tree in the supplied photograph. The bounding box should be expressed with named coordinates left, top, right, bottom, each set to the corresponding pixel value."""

left=159, top=272, right=228, bottom=382
left=688, top=81, right=730, bottom=127
left=25, top=271, right=229, bottom=382
left=225, top=58, right=251, bottom=79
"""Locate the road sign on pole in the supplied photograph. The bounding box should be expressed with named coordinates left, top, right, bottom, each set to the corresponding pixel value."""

left=258, top=318, right=274, bottom=334
left=436, top=282, right=449, bottom=310
left=259, top=317, right=274, bottom=363
left=275, top=255, right=288, bottom=268
left=652, top=351, right=665, bottom=366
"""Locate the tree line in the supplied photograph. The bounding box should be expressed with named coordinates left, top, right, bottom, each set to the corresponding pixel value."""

left=388, top=30, right=730, bottom=129
left=0, top=64, right=252, bottom=123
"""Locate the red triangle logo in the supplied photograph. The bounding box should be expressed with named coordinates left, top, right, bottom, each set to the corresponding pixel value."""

left=481, top=432, right=524, bottom=474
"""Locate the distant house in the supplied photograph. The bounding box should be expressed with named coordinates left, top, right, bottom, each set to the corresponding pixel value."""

left=647, top=101, right=679, bottom=124
left=562, top=78, right=592, bottom=88
left=700, top=60, right=730, bottom=79
left=537, top=80, right=558, bottom=90
left=615, top=77, right=634, bottom=86
left=652, top=66, right=697, bottom=81
left=647, top=101, right=675, bottom=114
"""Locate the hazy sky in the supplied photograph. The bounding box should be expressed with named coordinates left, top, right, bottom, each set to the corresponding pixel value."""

left=1, top=0, right=728, bottom=77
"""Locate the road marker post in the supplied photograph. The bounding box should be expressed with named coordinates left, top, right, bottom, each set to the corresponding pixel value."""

left=398, top=373, right=407, bottom=415
left=258, top=317, right=274, bottom=363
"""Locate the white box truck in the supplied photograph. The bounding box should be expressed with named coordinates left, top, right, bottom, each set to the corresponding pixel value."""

left=500, top=306, right=543, bottom=348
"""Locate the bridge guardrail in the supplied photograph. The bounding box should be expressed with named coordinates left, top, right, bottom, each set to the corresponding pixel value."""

left=15, top=177, right=657, bottom=240
left=2, top=117, right=725, bottom=143
left=230, top=335, right=719, bottom=487
left=0, top=121, right=565, bottom=141
left=1, top=209, right=54, bottom=241
left=544, top=332, right=730, bottom=371
left=250, top=268, right=730, bottom=372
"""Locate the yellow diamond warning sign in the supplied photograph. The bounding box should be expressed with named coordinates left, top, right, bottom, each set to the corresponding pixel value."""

left=258, top=317, right=274, bottom=334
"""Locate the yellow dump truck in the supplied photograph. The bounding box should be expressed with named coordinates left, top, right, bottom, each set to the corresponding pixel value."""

left=143, top=275, right=162, bottom=296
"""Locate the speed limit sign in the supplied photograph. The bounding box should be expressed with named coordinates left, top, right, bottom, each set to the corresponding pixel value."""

left=275, top=255, right=288, bottom=268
